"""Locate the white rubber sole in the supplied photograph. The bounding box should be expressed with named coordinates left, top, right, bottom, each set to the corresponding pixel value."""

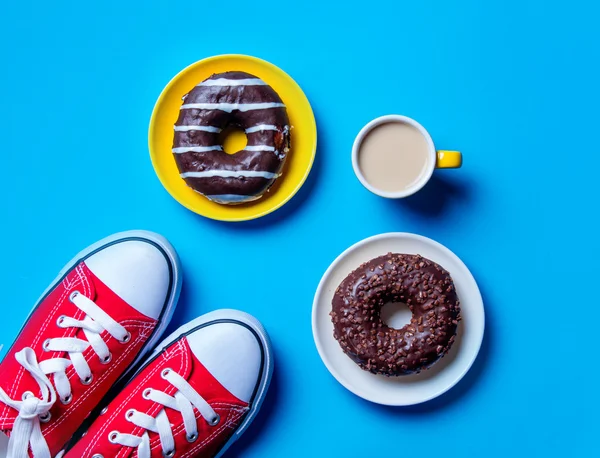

left=148, top=309, right=274, bottom=458
left=19, top=229, right=182, bottom=376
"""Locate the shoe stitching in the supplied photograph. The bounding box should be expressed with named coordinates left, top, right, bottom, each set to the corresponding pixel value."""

left=44, top=321, right=155, bottom=433
left=180, top=409, right=246, bottom=458
left=81, top=341, right=249, bottom=458
left=61, top=320, right=154, bottom=381
left=47, top=266, right=90, bottom=374
left=44, top=324, right=151, bottom=435
left=149, top=407, right=239, bottom=453
left=117, top=341, right=189, bottom=458
left=0, top=273, right=82, bottom=420
left=80, top=329, right=171, bottom=458
left=0, top=321, right=154, bottom=428
left=113, top=353, right=185, bottom=458
left=7, top=280, right=72, bottom=401
left=114, top=341, right=187, bottom=458
left=0, top=282, right=120, bottom=433
left=147, top=402, right=247, bottom=451
left=78, top=265, right=91, bottom=299
left=41, top=319, right=153, bottom=397
left=89, top=342, right=186, bottom=458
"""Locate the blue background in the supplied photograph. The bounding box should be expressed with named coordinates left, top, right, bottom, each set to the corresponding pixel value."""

left=1, top=1, right=598, bottom=456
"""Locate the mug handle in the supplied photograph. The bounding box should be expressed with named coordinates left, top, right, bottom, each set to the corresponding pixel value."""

left=436, top=150, right=462, bottom=169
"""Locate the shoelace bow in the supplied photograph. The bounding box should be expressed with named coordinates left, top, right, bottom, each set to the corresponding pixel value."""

left=110, top=368, right=219, bottom=458
left=0, top=291, right=129, bottom=458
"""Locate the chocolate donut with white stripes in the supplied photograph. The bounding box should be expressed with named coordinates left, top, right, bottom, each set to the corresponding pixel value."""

left=173, top=71, right=291, bottom=204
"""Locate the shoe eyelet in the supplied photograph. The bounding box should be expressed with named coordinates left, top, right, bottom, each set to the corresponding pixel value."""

left=100, top=406, right=108, bottom=415
left=125, top=409, right=136, bottom=421
left=108, top=431, right=119, bottom=444
left=186, top=432, right=198, bottom=443
left=22, top=391, right=33, bottom=400
left=92, top=454, right=104, bottom=458
left=56, top=315, right=66, bottom=327
left=119, top=332, right=131, bottom=344
left=80, top=374, right=93, bottom=385
left=142, top=388, right=152, bottom=400
left=160, top=368, right=172, bottom=379
left=208, top=414, right=220, bottom=427
left=69, top=290, right=80, bottom=302
left=100, top=353, right=112, bottom=364
left=81, top=430, right=88, bottom=437
left=42, top=339, right=51, bottom=352
left=39, top=412, right=51, bottom=423
left=163, top=449, right=175, bottom=458
left=60, top=393, right=73, bottom=405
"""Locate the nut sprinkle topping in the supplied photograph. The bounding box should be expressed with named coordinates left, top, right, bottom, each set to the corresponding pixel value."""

left=330, top=253, right=461, bottom=376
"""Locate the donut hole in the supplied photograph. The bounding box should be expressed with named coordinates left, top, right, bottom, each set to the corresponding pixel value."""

left=380, top=301, right=412, bottom=329
left=219, top=125, right=248, bottom=155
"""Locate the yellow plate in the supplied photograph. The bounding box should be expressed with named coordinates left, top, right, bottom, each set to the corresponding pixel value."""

left=149, top=54, right=317, bottom=222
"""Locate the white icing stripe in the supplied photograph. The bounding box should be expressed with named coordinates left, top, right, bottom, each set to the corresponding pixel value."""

left=172, top=146, right=223, bottom=154
left=181, top=170, right=278, bottom=179
left=198, top=78, right=267, bottom=87
left=174, top=126, right=222, bottom=133
left=244, top=145, right=276, bottom=152
left=206, top=194, right=261, bottom=203
left=245, top=124, right=280, bottom=133
left=181, top=103, right=285, bottom=113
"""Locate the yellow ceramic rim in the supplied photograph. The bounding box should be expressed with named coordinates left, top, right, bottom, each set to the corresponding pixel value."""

left=148, top=54, right=317, bottom=222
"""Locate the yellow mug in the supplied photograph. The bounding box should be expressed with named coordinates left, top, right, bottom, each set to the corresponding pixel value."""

left=351, top=115, right=462, bottom=198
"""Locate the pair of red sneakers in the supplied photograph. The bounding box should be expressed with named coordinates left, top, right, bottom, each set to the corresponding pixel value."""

left=0, top=231, right=273, bottom=458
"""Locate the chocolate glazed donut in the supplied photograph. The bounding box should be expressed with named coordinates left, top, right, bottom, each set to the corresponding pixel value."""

left=173, top=71, right=291, bottom=205
left=330, top=253, right=461, bottom=376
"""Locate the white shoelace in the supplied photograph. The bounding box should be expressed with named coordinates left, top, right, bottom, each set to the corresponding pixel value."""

left=0, top=291, right=129, bottom=458
left=110, top=368, right=219, bottom=458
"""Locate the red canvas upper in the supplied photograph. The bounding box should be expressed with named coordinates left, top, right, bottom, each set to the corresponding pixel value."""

left=65, top=337, right=249, bottom=458
left=0, top=262, right=158, bottom=456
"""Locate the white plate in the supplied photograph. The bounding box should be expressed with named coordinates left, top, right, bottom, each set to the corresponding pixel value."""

left=312, top=233, right=485, bottom=406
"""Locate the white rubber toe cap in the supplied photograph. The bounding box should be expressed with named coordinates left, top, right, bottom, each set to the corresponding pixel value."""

left=85, top=239, right=171, bottom=320
left=187, top=322, right=262, bottom=403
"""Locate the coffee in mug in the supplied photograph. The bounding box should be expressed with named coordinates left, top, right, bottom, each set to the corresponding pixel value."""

left=352, top=115, right=462, bottom=198
left=357, top=121, right=431, bottom=193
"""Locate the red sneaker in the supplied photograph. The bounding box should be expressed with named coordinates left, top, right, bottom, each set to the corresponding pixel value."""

left=64, top=310, right=273, bottom=458
left=0, top=231, right=181, bottom=458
